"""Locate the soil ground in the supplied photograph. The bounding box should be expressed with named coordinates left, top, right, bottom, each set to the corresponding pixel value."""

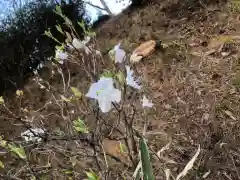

left=1, top=0, right=240, bottom=179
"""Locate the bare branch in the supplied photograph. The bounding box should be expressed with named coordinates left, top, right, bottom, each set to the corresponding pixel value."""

left=84, top=1, right=108, bottom=12
left=99, top=0, right=113, bottom=16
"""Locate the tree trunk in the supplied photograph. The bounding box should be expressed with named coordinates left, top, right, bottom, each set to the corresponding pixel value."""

left=99, top=0, right=113, bottom=16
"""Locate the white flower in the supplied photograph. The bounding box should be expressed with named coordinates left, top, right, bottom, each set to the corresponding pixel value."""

left=72, top=38, right=85, bottom=50
left=86, top=77, right=121, bottom=113
left=125, top=66, right=141, bottom=89
left=55, top=49, right=68, bottom=64
left=72, top=37, right=91, bottom=54
left=21, top=128, right=45, bottom=142
left=83, top=36, right=91, bottom=44
left=142, top=95, right=153, bottom=108
left=37, top=63, right=43, bottom=70
left=66, top=43, right=74, bottom=51
left=109, top=43, right=126, bottom=63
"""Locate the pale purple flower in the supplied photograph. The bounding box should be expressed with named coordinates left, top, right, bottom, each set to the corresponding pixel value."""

left=125, top=66, right=141, bottom=89
left=86, top=77, right=121, bottom=113
left=109, top=43, right=126, bottom=63
left=142, top=95, right=153, bottom=108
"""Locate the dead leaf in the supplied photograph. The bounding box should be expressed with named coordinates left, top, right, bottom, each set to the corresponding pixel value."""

left=102, top=139, right=130, bottom=164
left=233, top=71, right=240, bottom=86
left=224, top=110, right=236, bottom=120
left=221, top=51, right=231, bottom=57
left=130, top=40, right=156, bottom=63
left=208, top=35, right=234, bottom=50
left=189, top=51, right=202, bottom=57
left=130, top=53, right=143, bottom=63
left=157, top=142, right=171, bottom=157
left=205, top=49, right=216, bottom=56
left=176, top=145, right=201, bottom=180
left=202, top=170, right=211, bottom=179
left=165, top=169, right=171, bottom=180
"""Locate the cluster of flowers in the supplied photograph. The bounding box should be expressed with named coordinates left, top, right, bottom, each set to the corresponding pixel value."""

left=22, top=37, right=154, bottom=142
left=56, top=37, right=154, bottom=113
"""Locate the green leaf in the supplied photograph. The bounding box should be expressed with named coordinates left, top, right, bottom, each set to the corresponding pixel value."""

left=16, top=90, right=24, bottom=97
left=56, top=25, right=64, bottom=34
left=63, top=169, right=73, bottom=175
left=119, top=142, right=127, bottom=154
left=55, top=45, right=64, bottom=51
left=55, top=5, right=62, bottom=15
left=101, top=70, right=114, bottom=78
left=0, top=160, right=4, bottom=168
left=65, top=17, right=73, bottom=26
left=87, top=31, right=96, bottom=37
left=8, top=144, right=27, bottom=159
left=0, top=96, right=4, bottom=105
left=140, top=137, right=154, bottom=180
left=86, top=170, right=99, bottom=180
left=44, top=30, right=53, bottom=38
left=0, top=136, right=7, bottom=147
left=73, top=118, right=89, bottom=133
left=70, top=87, right=82, bottom=98
left=116, top=71, right=125, bottom=85
left=108, top=49, right=116, bottom=62
left=78, top=21, right=87, bottom=34
left=30, top=176, right=36, bottom=180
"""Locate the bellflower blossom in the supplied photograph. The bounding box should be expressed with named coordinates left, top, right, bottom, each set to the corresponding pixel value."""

left=55, top=49, right=68, bottom=64
left=72, top=38, right=85, bottom=50
left=86, top=77, right=121, bottom=113
left=125, top=66, right=141, bottom=89
left=109, top=43, right=126, bottom=63
left=142, top=95, right=153, bottom=108
left=72, top=36, right=91, bottom=54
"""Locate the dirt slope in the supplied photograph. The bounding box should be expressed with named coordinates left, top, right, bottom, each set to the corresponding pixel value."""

left=95, top=0, right=240, bottom=179
left=1, top=0, right=240, bottom=179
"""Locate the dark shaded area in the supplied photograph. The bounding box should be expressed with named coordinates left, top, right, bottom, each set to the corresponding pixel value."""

left=0, top=0, right=89, bottom=95
left=92, top=14, right=110, bottom=29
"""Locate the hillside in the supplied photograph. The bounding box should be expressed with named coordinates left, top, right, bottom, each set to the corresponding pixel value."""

left=1, top=0, right=240, bottom=179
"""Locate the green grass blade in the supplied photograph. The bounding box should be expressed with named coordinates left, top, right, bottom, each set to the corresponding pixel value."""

left=140, top=137, right=154, bottom=180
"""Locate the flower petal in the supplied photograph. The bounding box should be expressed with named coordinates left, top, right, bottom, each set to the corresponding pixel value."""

left=109, top=88, right=121, bottom=103
left=115, top=48, right=126, bottom=63
left=98, top=95, right=112, bottom=113
left=86, top=82, right=100, bottom=99
left=55, top=50, right=68, bottom=60
left=86, top=77, right=114, bottom=99
left=142, top=95, right=153, bottom=108
left=126, top=66, right=141, bottom=90
left=98, top=77, right=114, bottom=89
left=72, top=38, right=85, bottom=50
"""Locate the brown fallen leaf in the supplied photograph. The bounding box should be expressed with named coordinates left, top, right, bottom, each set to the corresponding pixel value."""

left=102, top=139, right=130, bottom=165
left=205, top=49, right=216, bottom=56
left=208, top=35, right=234, bottom=50
left=130, top=40, right=156, bottom=63
left=176, top=145, right=201, bottom=180
left=224, top=110, right=236, bottom=120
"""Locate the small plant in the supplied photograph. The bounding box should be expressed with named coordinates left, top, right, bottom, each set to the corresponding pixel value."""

left=0, top=5, right=202, bottom=180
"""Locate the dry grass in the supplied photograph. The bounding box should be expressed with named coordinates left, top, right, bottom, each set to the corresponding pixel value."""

left=1, top=0, right=240, bottom=179
left=96, top=0, right=240, bottom=179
